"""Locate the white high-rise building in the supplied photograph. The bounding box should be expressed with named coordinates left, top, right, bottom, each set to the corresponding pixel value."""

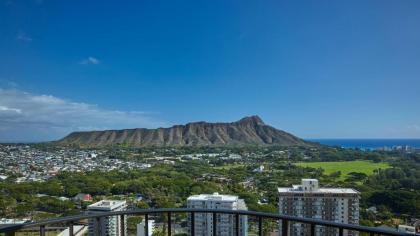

left=136, top=220, right=155, bottom=236
left=87, top=200, right=127, bottom=236
left=278, top=179, right=360, bottom=236
left=187, top=193, right=248, bottom=236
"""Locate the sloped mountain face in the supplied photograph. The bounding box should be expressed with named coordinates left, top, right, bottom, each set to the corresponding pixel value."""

left=57, top=116, right=309, bottom=147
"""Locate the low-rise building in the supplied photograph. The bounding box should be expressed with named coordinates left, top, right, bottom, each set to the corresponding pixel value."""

left=74, top=193, right=93, bottom=202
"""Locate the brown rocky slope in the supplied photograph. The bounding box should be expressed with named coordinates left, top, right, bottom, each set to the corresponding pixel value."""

left=56, top=116, right=310, bottom=147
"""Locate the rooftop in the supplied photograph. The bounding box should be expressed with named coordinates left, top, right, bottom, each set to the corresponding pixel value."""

left=187, top=192, right=239, bottom=201
left=278, top=179, right=359, bottom=194
left=301, top=178, right=318, bottom=181
left=87, top=200, right=126, bottom=211
left=278, top=187, right=359, bottom=194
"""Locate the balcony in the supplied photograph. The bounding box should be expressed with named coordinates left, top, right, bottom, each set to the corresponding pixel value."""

left=0, top=208, right=412, bottom=236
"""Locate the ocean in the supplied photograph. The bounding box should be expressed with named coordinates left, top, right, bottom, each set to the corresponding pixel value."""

left=307, top=139, right=420, bottom=150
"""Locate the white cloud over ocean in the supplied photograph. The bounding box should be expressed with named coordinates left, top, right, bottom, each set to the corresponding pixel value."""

left=79, top=56, right=100, bottom=65
left=0, top=88, right=167, bottom=142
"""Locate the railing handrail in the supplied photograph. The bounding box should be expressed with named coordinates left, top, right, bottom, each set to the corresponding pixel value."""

left=0, top=208, right=413, bottom=235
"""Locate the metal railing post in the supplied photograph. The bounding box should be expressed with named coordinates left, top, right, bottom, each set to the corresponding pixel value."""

left=235, top=213, right=240, bottom=236
left=310, top=223, right=315, bottom=236
left=168, top=212, right=171, bottom=236
left=120, top=214, right=125, bottom=236
left=69, top=222, right=74, bottom=236
left=213, top=212, right=217, bottom=236
left=258, top=216, right=263, bottom=236
left=39, top=225, right=45, bottom=236
left=282, top=219, right=288, bottom=236
left=339, top=227, right=343, bottom=236
left=96, top=217, right=101, bottom=236
left=190, top=212, right=195, bottom=236
left=145, top=214, right=149, bottom=236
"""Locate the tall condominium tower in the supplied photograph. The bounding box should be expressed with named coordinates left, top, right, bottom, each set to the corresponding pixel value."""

left=278, top=179, right=360, bottom=236
left=187, top=193, right=248, bottom=236
left=87, top=200, right=127, bottom=236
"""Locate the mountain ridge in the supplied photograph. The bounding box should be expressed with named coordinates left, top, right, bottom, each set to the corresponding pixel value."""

left=56, top=116, right=310, bottom=147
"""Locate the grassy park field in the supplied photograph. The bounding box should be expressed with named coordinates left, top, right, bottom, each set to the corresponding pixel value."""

left=295, top=160, right=390, bottom=180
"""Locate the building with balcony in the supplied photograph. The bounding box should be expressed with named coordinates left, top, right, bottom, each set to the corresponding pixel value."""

left=87, top=200, right=127, bottom=236
left=278, top=179, right=360, bottom=236
left=187, top=193, right=248, bottom=236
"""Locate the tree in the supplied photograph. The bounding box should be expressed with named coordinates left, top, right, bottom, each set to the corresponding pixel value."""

left=0, top=194, right=17, bottom=217
left=346, top=172, right=367, bottom=182
left=329, top=171, right=341, bottom=178
left=136, top=200, right=150, bottom=209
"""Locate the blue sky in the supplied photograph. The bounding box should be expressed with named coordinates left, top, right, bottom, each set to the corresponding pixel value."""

left=1, top=0, right=420, bottom=142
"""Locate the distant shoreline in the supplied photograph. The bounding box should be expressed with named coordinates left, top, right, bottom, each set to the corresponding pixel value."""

left=307, top=138, right=420, bottom=149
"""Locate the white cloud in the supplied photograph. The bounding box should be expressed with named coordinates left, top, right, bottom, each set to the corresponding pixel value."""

left=17, top=31, right=32, bottom=42
left=0, top=105, right=21, bottom=113
left=80, top=56, right=100, bottom=65
left=408, top=124, right=420, bottom=131
left=0, top=88, right=167, bottom=142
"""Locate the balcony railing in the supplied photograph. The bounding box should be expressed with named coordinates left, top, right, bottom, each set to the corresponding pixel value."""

left=0, top=208, right=413, bottom=236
